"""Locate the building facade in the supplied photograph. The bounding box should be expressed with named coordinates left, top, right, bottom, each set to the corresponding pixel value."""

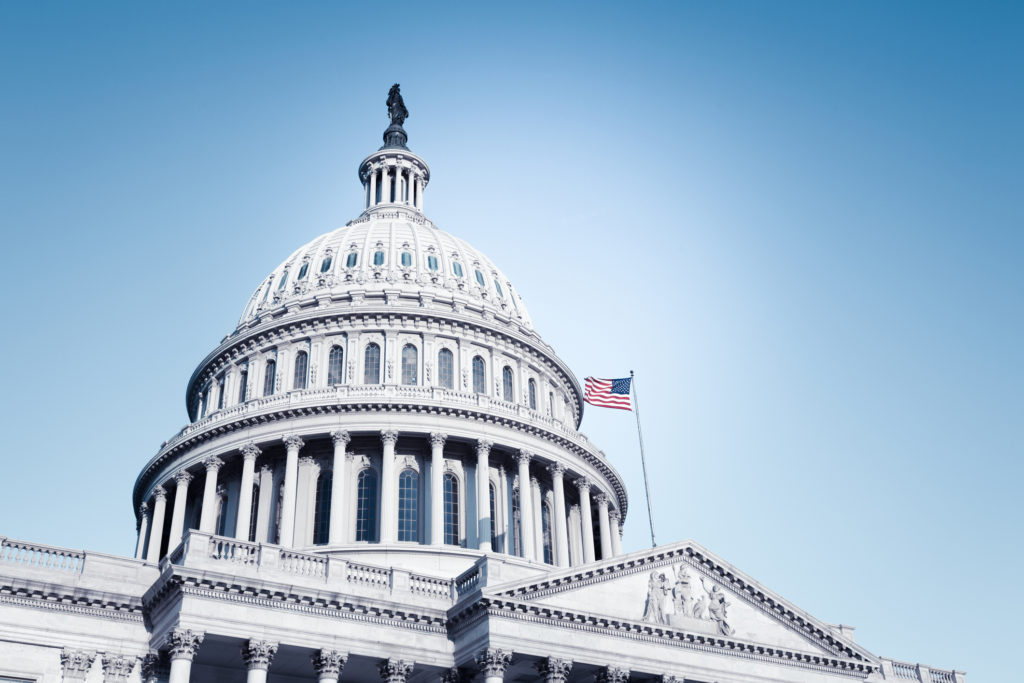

left=0, top=90, right=964, bottom=683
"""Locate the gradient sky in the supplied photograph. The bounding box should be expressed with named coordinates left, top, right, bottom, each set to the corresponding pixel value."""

left=1, top=2, right=1020, bottom=680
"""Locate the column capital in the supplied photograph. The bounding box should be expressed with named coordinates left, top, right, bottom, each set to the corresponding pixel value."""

left=576, top=476, right=591, bottom=492
left=570, top=503, right=580, bottom=514
left=331, top=429, right=352, bottom=446
left=380, top=429, right=399, bottom=446
left=378, top=658, right=414, bottom=683
left=140, top=652, right=169, bottom=683
left=609, top=508, right=621, bottom=522
left=429, top=431, right=448, bottom=447
left=312, top=650, right=349, bottom=677
left=241, top=442, right=262, bottom=460
left=596, top=667, right=630, bottom=683
left=283, top=434, right=305, bottom=450
left=139, top=502, right=149, bottom=517
left=166, top=628, right=204, bottom=661
left=173, top=470, right=193, bottom=486
left=594, top=492, right=609, bottom=507
left=260, top=463, right=274, bottom=476
left=535, top=657, right=572, bottom=682
left=153, top=485, right=167, bottom=501
left=60, top=649, right=97, bottom=679
left=515, top=449, right=532, bottom=465
left=202, top=456, right=224, bottom=472
left=440, top=667, right=464, bottom=683
left=547, top=462, right=567, bottom=478
left=242, top=640, right=278, bottom=671
left=101, top=654, right=139, bottom=683
left=476, top=439, right=493, bottom=455
left=299, top=455, right=317, bottom=467
left=475, top=648, right=513, bottom=677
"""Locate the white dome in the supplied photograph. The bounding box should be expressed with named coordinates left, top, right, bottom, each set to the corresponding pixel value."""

left=237, top=207, right=532, bottom=330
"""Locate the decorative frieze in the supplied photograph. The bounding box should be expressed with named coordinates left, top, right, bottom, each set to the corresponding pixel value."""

left=378, top=657, right=414, bottom=683
left=242, top=639, right=278, bottom=670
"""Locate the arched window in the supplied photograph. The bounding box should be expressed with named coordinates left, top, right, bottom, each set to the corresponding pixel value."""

left=327, top=345, right=344, bottom=385
left=313, top=471, right=332, bottom=545
left=263, top=359, right=276, bottom=397
left=373, top=250, right=385, bottom=266
left=438, top=348, right=454, bottom=390
left=528, top=378, right=537, bottom=410
left=489, top=482, right=498, bottom=550
left=401, top=344, right=418, bottom=385
left=511, top=487, right=522, bottom=556
left=364, top=343, right=381, bottom=384
left=346, top=252, right=358, bottom=268
left=475, top=269, right=486, bottom=287
left=472, top=356, right=486, bottom=394
left=502, top=366, right=514, bottom=402
left=293, top=350, right=308, bottom=390
left=320, top=254, right=333, bottom=272
left=216, top=375, right=226, bottom=410
left=237, top=364, right=249, bottom=403
left=277, top=271, right=289, bottom=290
left=298, top=261, right=309, bottom=280
left=427, top=255, right=439, bottom=271
left=494, top=279, right=504, bottom=298
left=452, top=262, right=463, bottom=278
left=248, top=482, right=259, bottom=543
left=355, top=469, right=378, bottom=542
left=542, top=502, right=554, bottom=565
left=400, top=251, right=412, bottom=267
left=443, top=473, right=460, bottom=545
left=548, top=391, right=554, bottom=417
left=398, top=469, right=419, bottom=542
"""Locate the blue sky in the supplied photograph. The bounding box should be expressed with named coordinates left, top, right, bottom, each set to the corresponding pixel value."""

left=1, top=2, right=1020, bottom=680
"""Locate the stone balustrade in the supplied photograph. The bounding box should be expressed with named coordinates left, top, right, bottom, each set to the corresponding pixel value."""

left=881, top=657, right=965, bottom=683
left=0, top=537, right=84, bottom=573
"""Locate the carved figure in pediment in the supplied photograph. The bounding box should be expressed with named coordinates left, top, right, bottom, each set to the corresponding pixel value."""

left=672, top=566, right=695, bottom=617
left=707, top=583, right=734, bottom=636
left=642, top=570, right=670, bottom=625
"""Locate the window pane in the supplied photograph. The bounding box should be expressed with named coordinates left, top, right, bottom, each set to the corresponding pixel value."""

left=248, top=483, right=259, bottom=543
left=373, top=251, right=385, bottom=266
left=364, top=343, right=381, bottom=384
left=356, top=470, right=378, bottom=542
left=438, top=348, right=454, bottom=390
left=528, top=379, right=537, bottom=410
left=278, top=272, right=289, bottom=290
left=472, top=356, right=486, bottom=394
left=216, top=375, right=226, bottom=410
left=452, top=262, right=463, bottom=277
left=542, top=503, right=553, bottom=564
left=401, top=344, right=418, bottom=385
left=398, top=469, right=419, bottom=542
left=494, top=279, right=503, bottom=298
left=512, top=488, right=521, bottom=556
left=443, top=473, right=460, bottom=545
left=298, top=262, right=309, bottom=280
left=320, top=255, right=333, bottom=272
left=263, top=360, right=276, bottom=397
left=475, top=269, right=486, bottom=287
left=328, top=346, right=344, bottom=385
left=238, top=365, right=249, bottom=403
left=293, top=351, right=308, bottom=390
left=346, top=253, right=358, bottom=268
left=313, top=472, right=332, bottom=545
left=401, top=251, right=412, bottom=267
left=489, top=483, right=498, bottom=550
left=427, top=255, right=438, bottom=271
left=502, top=366, right=514, bottom=402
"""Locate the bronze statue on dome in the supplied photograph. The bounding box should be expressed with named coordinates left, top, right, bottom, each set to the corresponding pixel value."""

left=387, top=84, right=408, bottom=126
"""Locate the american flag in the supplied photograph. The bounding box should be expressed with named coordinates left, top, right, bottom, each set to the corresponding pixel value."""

left=584, top=376, right=632, bottom=410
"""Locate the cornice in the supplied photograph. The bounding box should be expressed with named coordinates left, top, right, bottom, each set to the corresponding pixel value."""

left=0, top=580, right=145, bottom=623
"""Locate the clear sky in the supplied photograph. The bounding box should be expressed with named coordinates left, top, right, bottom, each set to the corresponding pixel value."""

left=1, top=2, right=1020, bottom=680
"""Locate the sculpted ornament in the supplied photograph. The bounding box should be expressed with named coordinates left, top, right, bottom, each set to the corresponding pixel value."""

left=312, top=649, right=348, bottom=677
left=242, top=640, right=278, bottom=670
left=102, top=654, right=139, bottom=683
left=166, top=628, right=204, bottom=660
left=429, top=432, right=448, bottom=448
left=475, top=648, right=512, bottom=676
left=283, top=434, right=305, bottom=451
left=596, top=666, right=630, bottom=683
left=241, top=442, right=261, bottom=460
left=381, top=429, right=399, bottom=446
left=441, top=667, right=464, bottom=683
left=173, top=470, right=193, bottom=486
left=203, top=456, right=224, bottom=472
left=331, top=430, right=351, bottom=446
left=153, top=485, right=167, bottom=501
left=140, top=652, right=169, bottom=682
left=643, top=565, right=736, bottom=636
left=379, top=658, right=414, bottom=683
left=60, top=649, right=97, bottom=678
left=536, top=657, right=573, bottom=683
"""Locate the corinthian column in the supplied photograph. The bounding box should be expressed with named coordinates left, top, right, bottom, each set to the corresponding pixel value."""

left=429, top=432, right=447, bottom=545
left=312, top=650, right=348, bottom=683
left=475, top=648, right=512, bottom=683
left=168, top=471, right=193, bottom=549
left=595, top=492, right=612, bottom=559
left=199, top=456, right=225, bottom=534
left=549, top=463, right=569, bottom=567
left=476, top=439, right=493, bottom=552
left=135, top=502, right=150, bottom=559
left=378, top=658, right=414, bottom=683
left=576, top=477, right=595, bottom=564
left=236, top=443, right=261, bottom=541
left=146, top=486, right=167, bottom=563
left=166, top=629, right=204, bottom=683
left=535, top=657, right=572, bottom=683
left=609, top=508, right=623, bottom=556
left=379, top=430, right=399, bottom=543
left=102, top=655, right=139, bottom=683
left=516, top=451, right=536, bottom=561
left=242, top=640, right=278, bottom=683
left=60, top=649, right=97, bottom=681
left=596, top=666, right=630, bottom=683
left=280, top=434, right=304, bottom=547
left=329, top=430, right=351, bottom=545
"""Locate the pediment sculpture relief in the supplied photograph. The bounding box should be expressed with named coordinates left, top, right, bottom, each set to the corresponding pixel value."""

left=642, top=565, right=734, bottom=636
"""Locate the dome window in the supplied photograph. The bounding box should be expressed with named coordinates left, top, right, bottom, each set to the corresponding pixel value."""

left=346, top=253, right=358, bottom=268
left=452, top=262, right=464, bottom=278
left=427, top=255, right=439, bottom=271
left=494, top=280, right=504, bottom=298
left=298, top=262, right=309, bottom=280
left=474, top=270, right=486, bottom=287
left=320, top=254, right=333, bottom=272
left=373, top=251, right=385, bottom=266
left=401, top=251, right=412, bottom=267
left=277, top=272, right=289, bottom=290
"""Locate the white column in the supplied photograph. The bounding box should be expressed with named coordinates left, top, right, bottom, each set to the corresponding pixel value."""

left=369, top=167, right=377, bottom=207
left=199, top=456, right=225, bottom=534
left=168, top=471, right=192, bottom=549
left=595, top=492, right=612, bottom=559
left=610, top=508, right=623, bottom=556
left=146, top=488, right=167, bottom=562
left=549, top=463, right=569, bottom=567
left=476, top=439, right=493, bottom=552
left=515, top=451, right=536, bottom=560
left=429, top=432, right=447, bottom=545
left=380, top=430, right=399, bottom=543
left=254, top=464, right=274, bottom=543
left=280, top=434, right=304, bottom=547
left=312, top=650, right=348, bottom=683
left=135, top=503, right=150, bottom=559
left=295, top=456, right=317, bottom=546
left=568, top=505, right=582, bottom=565
left=242, top=640, right=277, bottom=683
left=235, top=443, right=260, bottom=541
left=531, top=476, right=543, bottom=560
left=329, top=430, right=351, bottom=545
left=476, top=648, right=512, bottom=683
left=417, top=176, right=424, bottom=211
left=498, top=466, right=509, bottom=553
left=577, top=477, right=595, bottom=564
left=381, top=166, right=391, bottom=204
left=166, top=629, right=203, bottom=683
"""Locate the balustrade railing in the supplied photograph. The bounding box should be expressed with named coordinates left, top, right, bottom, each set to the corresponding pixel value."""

left=346, top=561, right=390, bottom=589
left=209, top=537, right=258, bottom=565
left=280, top=549, right=327, bottom=578
left=882, top=658, right=960, bottom=683
left=409, top=573, right=452, bottom=599
left=454, top=565, right=481, bottom=597
left=0, top=538, right=84, bottom=573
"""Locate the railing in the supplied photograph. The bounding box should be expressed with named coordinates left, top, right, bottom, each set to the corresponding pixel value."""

left=454, top=565, right=481, bottom=597
left=0, top=538, right=84, bottom=573
left=280, top=549, right=327, bottom=578
left=410, top=573, right=453, bottom=599
left=882, top=658, right=961, bottom=683
left=209, top=537, right=258, bottom=566
left=892, top=662, right=918, bottom=679
left=930, top=671, right=955, bottom=683
left=346, top=561, right=390, bottom=589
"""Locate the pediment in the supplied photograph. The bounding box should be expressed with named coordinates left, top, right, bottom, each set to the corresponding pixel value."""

left=486, top=541, right=875, bottom=664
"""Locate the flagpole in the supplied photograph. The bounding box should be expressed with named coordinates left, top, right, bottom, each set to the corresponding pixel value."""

left=630, top=370, right=657, bottom=548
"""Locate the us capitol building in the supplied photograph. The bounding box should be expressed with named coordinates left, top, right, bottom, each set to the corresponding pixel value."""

left=0, top=87, right=963, bottom=683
